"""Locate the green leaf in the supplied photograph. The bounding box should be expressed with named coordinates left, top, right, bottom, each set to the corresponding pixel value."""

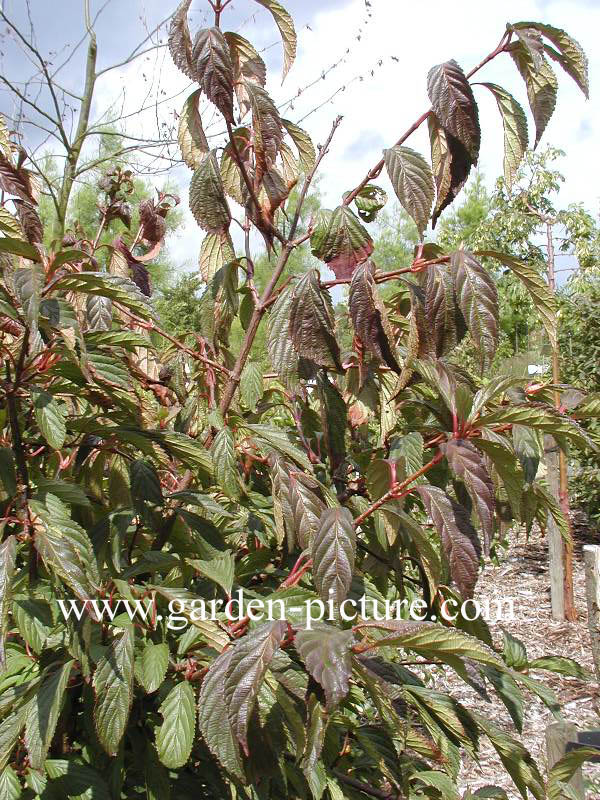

left=0, top=236, right=39, bottom=260
left=510, top=44, right=557, bottom=147
left=529, top=655, right=589, bottom=679
left=0, top=536, right=16, bottom=669
left=427, top=59, right=481, bottom=162
left=451, top=248, right=498, bottom=370
left=85, top=294, right=113, bottom=332
left=502, top=630, right=528, bottom=670
left=482, top=666, right=524, bottom=733
left=474, top=432, right=524, bottom=519
left=138, top=642, right=169, bottom=693
left=0, top=765, right=21, bottom=800
left=156, top=681, right=196, bottom=769
left=513, top=22, right=588, bottom=98
left=44, top=759, right=111, bottom=800
left=93, top=628, right=134, bottom=756
left=25, top=661, right=74, bottom=769
left=242, top=423, right=312, bottom=470
left=547, top=746, right=599, bottom=799
left=384, top=146, right=434, bottom=237
left=198, top=230, right=235, bottom=283
left=477, top=403, right=596, bottom=452
left=12, top=597, right=52, bottom=653
left=211, top=427, right=239, bottom=499
left=178, top=88, right=209, bottom=169
left=198, top=649, right=245, bottom=779
left=301, top=695, right=328, bottom=795
left=315, top=206, right=374, bottom=281
left=289, top=270, right=341, bottom=370
left=479, top=84, right=528, bottom=190
left=0, top=707, right=28, bottom=772
left=34, top=477, right=90, bottom=508
left=295, top=623, right=353, bottom=709
left=476, top=250, right=557, bottom=349
left=0, top=208, right=24, bottom=240
left=129, top=459, right=163, bottom=510
left=223, top=620, right=287, bottom=754
left=14, top=263, right=44, bottom=331
left=189, top=151, right=231, bottom=233
left=351, top=183, right=387, bottom=223
left=240, top=361, right=263, bottom=411
left=412, top=770, right=460, bottom=800
left=267, top=284, right=298, bottom=386
left=289, top=470, right=326, bottom=550
left=53, top=272, right=155, bottom=320
left=312, top=507, right=356, bottom=610
left=282, top=118, right=315, bottom=172
left=189, top=552, right=235, bottom=594
left=253, top=0, right=297, bottom=82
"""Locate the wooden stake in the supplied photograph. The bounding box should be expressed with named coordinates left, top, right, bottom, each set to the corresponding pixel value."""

left=545, top=722, right=585, bottom=798
left=584, top=544, right=600, bottom=685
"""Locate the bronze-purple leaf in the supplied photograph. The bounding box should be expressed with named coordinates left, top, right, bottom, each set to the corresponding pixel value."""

left=192, top=27, right=235, bottom=123
left=318, top=206, right=373, bottom=281
left=422, top=262, right=466, bottom=357
left=312, top=506, right=356, bottom=609
left=0, top=153, right=37, bottom=204
left=13, top=200, right=43, bottom=244
left=289, top=270, right=342, bottom=371
left=428, top=114, right=473, bottom=227
left=168, top=0, right=196, bottom=81
left=450, top=249, right=498, bottom=371
left=427, top=60, right=481, bottom=163
left=295, top=623, right=353, bottom=709
left=349, top=262, right=401, bottom=373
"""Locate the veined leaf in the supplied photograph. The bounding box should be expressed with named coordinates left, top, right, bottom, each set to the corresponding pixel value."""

left=178, top=89, right=209, bottom=169
left=479, top=84, right=528, bottom=190
left=440, top=439, right=495, bottom=553
left=282, top=118, right=315, bottom=173
left=289, top=270, right=341, bottom=371
left=422, top=262, right=465, bottom=357
left=451, top=248, right=498, bottom=370
left=245, top=82, right=284, bottom=180
left=289, top=470, right=326, bottom=550
left=384, top=146, right=434, bottom=237
left=0, top=207, right=24, bottom=240
left=192, top=27, right=234, bottom=122
left=474, top=432, right=524, bottom=520
left=513, top=21, right=588, bottom=98
left=352, top=184, right=388, bottom=223
left=44, top=759, right=111, bottom=799
left=225, top=32, right=266, bottom=117
left=190, top=151, right=231, bottom=233
left=25, top=660, right=74, bottom=769
left=93, top=628, right=134, bottom=756
left=477, top=403, right=596, bottom=452
left=156, top=682, right=196, bottom=769
left=211, top=427, right=239, bottom=500
left=427, top=59, right=481, bottom=162
left=416, top=485, right=481, bottom=598
left=0, top=766, right=21, bottom=800
left=168, top=0, right=195, bottom=80
left=316, top=205, right=374, bottom=280
left=190, top=552, right=235, bottom=594
left=0, top=706, right=28, bottom=772
left=240, top=361, right=263, bottom=411
left=1, top=236, right=39, bottom=260
left=295, top=624, right=353, bottom=709
left=138, top=642, right=169, bottom=694
left=312, top=507, right=356, bottom=609
left=267, top=284, right=298, bottom=386
left=198, top=231, right=235, bottom=283
left=223, top=620, right=287, bottom=754
left=86, top=294, right=113, bottom=332
left=253, top=0, right=297, bottom=82
left=510, top=44, right=557, bottom=147
left=349, top=261, right=400, bottom=372
left=428, top=114, right=473, bottom=226
left=53, top=272, right=155, bottom=320
left=129, top=459, right=163, bottom=510
left=0, top=536, right=16, bottom=669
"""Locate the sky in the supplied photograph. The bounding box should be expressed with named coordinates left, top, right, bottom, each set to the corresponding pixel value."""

left=1, top=0, right=599, bottom=276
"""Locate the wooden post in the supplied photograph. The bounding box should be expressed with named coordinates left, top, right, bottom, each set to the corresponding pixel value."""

left=584, top=545, right=600, bottom=684
left=546, top=722, right=585, bottom=798
left=545, top=434, right=565, bottom=620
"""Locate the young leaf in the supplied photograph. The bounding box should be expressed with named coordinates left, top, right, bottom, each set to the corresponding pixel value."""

left=312, top=507, right=356, bottom=609
left=352, top=184, right=388, bottom=223
left=422, top=262, right=465, bottom=357
left=223, top=620, right=288, bottom=754
left=25, top=661, right=74, bottom=769
left=289, top=471, right=326, bottom=550
left=289, top=270, right=341, bottom=370
left=192, top=27, right=234, bottom=122
left=225, top=32, right=266, bottom=117
left=245, top=82, right=284, bottom=180
left=295, top=624, right=353, bottom=709
left=451, top=248, right=499, bottom=370
left=513, top=21, right=588, bottom=98
left=0, top=536, right=16, bottom=669
left=440, top=439, right=495, bottom=553
left=282, top=118, right=316, bottom=172
left=93, top=628, right=134, bottom=756
left=211, top=427, right=239, bottom=500
left=427, top=60, right=481, bottom=162
left=510, top=44, right=557, bottom=147
left=416, top=485, right=481, bottom=598
left=253, top=0, right=297, bottom=82
left=384, top=146, right=434, bottom=237
left=156, top=682, right=196, bottom=769
left=139, top=642, right=169, bottom=694
left=198, top=231, right=235, bottom=283
left=240, top=361, right=263, bottom=411
left=479, top=84, right=528, bottom=190
left=168, top=0, right=196, bottom=80
left=178, top=89, right=209, bottom=169
left=316, top=205, right=374, bottom=280
left=198, top=649, right=245, bottom=779
left=349, top=261, right=401, bottom=372
left=189, top=151, right=231, bottom=233
left=428, top=114, right=473, bottom=226
left=267, top=284, right=298, bottom=386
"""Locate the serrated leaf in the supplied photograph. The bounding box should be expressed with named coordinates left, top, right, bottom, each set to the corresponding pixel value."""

left=198, top=649, right=245, bottom=779
left=0, top=766, right=21, bottom=800
left=502, top=629, right=528, bottom=670
left=514, top=21, right=588, bottom=98
left=316, top=205, right=373, bottom=280
left=477, top=403, right=595, bottom=452
left=510, top=44, right=557, bottom=147
left=129, top=459, right=163, bottom=510
left=267, top=284, right=298, bottom=386
left=240, top=361, right=263, bottom=411
left=192, top=27, right=234, bottom=122
left=223, top=620, right=287, bottom=754
left=289, top=270, right=341, bottom=370
left=416, top=485, right=481, bottom=598
left=529, top=654, right=588, bottom=679
left=319, top=374, right=347, bottom=473
left=0, top=536, right=16, bottom=669
left=422, top=262, right=465, bottom=356
left=428, top=114, right=473, bottom=226
left=54, top=271, right=155, bottom=320
left=190, top=552, right=235, bottom=594
left=289, top=470, right=326, bottom=550
left=440, top=439, right=495, bottom=553
left=139, top=642, right=169, bottom=693
left=31, top=390, right=66, bottom=450
left=451, top=248, right=498, bottom=370
left=427, top=60, right=481, bottom=162
left=25, top=660, right=74, bottom=769
left=211, top=427, right=239, bottom=499
left=384, top=146, right=434, bottom=237
left=474, top=432, right=524, bottom=519
left=0, top=706, right=27, bottom=772
left=198, top=231, right=235, bottom=283
left=253, top=0, right=297, bottom=82
left=44, top=759, right=111, bottom=800
left=295, top=623, right=353, bottom=709
left=242, top=423, right=312, bottom=470
left=0, top=208, right=24, bottom=240
left=476, top=249, right=557, bottom=349
left=190, top=151, right=231, bottom=233
left=312, top=507, right=356, bottom=609
left=480, top=84, right=528, bottom=190
left=93, top=628, right=134, bottom=756
left=511, top=423, right=541, bottom=484
left=352, top=183, right=388, bottom=223
left=86, top=294, right=113, bottom=332
left=225, top=32, right=266, bottom=117
left=178, top=88, right=209, bottom=169
left=482, top=665, right=524, bottom=734
left=282, top=118, right=315, bottom=172
left=168, top=0, right=195, bottom=80
left=349, top=261, right=400, bottom=372
left=412, top=770, right=460, bottom=800
left=156, top=681, right=195, bottom=769
left=245, top=81, right=284, bottom=180
left=14, top=263, right=44, bottom=332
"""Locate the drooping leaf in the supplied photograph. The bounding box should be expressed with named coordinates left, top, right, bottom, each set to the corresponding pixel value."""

left=192, top=27, right=235, bottom=122
left=0, top=536, right=16, bottom=669
left=318, top=374, right=347, bottom=474
left=198, top=231, right=235, bottom=283
left=316, top=206, right=374, bottom=280
left=267, top=284, right=298, bottom=386
left=289, top=270, right=341, bottom=371
left=168, top=0, right=196, bottom=80
left=349, top=261, right=400, bottom=372
left=422, top=262, right=465, bottom=357
left=474, top=432, right=524, bottom=519
left=93, top=628, right=134, bottom=756
left=225, top=32, right=266, bottom=117
left=289, top=471, right=326, bottom=550
left=428, top=114, right=473, bottom=226
left=211, top=427, right=239, bottom=500
left=479, top=84, right=528, bottom=190
left=245, top=82, right=284, bottom=180
left=416, top=485, right=481, bottom=598
left=476, top=403, right=596, bottom=452
left=312, top=507, right=356, bottom=609
left=25, top=660, right=74, bottom=769
left=295, top=624, right=353, bottom=709
left=427, top=60, right=481, bottom=162
left=384, top=146, right=434, bottom=237
left=189, top=151, right=231, bottom=233
left=513, top=21, right=588, bottom=98
left=253, top=0, right=297, bottom=82
left=223, top=620, right=287, bottom=754
left=138, top=642, right=169, bottom=694
left=53, top=272, right=155, bottom=320
left=129, top=459, right=163, bottom=511
left=451, top=248, right=499, bottom=370
left=178, top=89, right=209, bottom=169
left=0, top=152, right=37, bottom=203
left=440, top=439, right=495, bottom=553
left=156, top=682, right=196, bottom=769
left=510, top=44, right=557, bottom=147
left=240, top=361, right=263, bottom=411
left=282, top=118, right=316, bottom=173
